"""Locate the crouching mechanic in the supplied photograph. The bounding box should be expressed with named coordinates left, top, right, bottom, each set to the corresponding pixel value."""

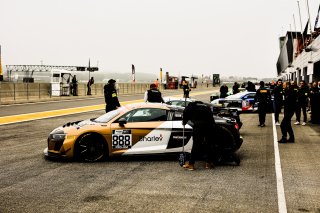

left=182, top=101, right=216, bottom=170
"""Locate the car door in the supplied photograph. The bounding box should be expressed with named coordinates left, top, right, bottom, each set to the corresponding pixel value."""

left=110, top=108, right=171, bottom=155
left=167, top=110, right=193, bottom=153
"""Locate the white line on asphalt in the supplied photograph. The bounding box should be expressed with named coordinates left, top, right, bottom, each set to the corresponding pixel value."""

left=272, top=113, right=287, bottom=213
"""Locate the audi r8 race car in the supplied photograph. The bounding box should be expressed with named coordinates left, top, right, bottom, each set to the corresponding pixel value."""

left=44, top=103, right=243, bottom=162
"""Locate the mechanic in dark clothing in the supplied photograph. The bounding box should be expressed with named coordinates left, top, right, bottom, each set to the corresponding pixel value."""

left=272, top=79, right=284, bottom=125
left=182, top=81, right=191, bottom=98
left=220, top=83, right=229, bottom=98
left=72, top=75, right=78, bottom=96
left=294, top=80, right=309, bottom=125
left=87, top=77, right=94, bottom=95
left=232, top=82, right=240, bottom=94
left=254, top=81, right=271, bottom=127
left=278, top=81, right=297, bottom=143
left=104, top=79, right=121, bottom=113
left=310, top=82, right=320, bottom=124
left=144, top=83, right=164, bottom=103
left=182, top=101, right=216, bottom=170
left=246, top=81, right=256, bottom=92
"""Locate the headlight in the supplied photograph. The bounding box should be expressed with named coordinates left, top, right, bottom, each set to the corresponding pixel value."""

left=50, top=134, right=66, bottom=140
left=49, top=130, right=66, bottom=141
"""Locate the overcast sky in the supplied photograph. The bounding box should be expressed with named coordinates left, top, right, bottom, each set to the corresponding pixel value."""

left=1, top=0, right=320, bottom=79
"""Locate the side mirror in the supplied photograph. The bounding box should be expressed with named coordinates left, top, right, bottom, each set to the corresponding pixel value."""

left=118, top=118, right=127, bottom=127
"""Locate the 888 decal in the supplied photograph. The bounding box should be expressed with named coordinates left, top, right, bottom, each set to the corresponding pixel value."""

left=112, top=130, right=132, bottom=149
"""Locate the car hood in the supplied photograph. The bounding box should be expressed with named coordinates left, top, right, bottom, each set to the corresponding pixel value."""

left=50, top=118, right=100, bottom=135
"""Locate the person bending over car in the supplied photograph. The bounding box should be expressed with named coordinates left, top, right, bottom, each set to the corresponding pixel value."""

left=182, top=101, right=216, bottom=170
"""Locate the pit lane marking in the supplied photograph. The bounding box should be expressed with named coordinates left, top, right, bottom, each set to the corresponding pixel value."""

left=272, top=113, right=287, bottom=213
left=0, top=90, right=215, bottom=125
left=0, top=100, right=141, bottom=126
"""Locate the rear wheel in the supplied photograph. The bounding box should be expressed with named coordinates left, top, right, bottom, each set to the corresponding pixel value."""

left=74, top=133, right=107, bottom=162
left=210, top=125, right=239, bottom=164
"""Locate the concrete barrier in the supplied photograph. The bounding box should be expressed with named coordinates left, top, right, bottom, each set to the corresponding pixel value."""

left=0, top=82, right=213, bottom=105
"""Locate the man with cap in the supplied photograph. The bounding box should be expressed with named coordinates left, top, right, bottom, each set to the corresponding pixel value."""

left=254, top=81, right=271, bottom=127
left=144, top=83, right=164, bottom=103
left=104, top=79, right=120, bottom=113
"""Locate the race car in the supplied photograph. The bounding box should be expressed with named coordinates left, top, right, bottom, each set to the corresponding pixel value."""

left=211, top=91, right=257, bottom=112
left=210, top=88, right=247, bottom=101
left=165, top=97, right=243, bottom=129
left=163, top=97, right=195, bottom=107
left=44, top=103, right=243, bottom=162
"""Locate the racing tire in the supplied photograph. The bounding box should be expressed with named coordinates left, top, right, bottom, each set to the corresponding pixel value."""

left=210, top=125, right=238, bottom=164
left=215, top=125, right=236, bottom=149
left=74, top=133, right=108, bottom=162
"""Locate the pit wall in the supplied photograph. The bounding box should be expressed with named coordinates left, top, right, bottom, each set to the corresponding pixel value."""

left=0, top=82, right=210, bottom=105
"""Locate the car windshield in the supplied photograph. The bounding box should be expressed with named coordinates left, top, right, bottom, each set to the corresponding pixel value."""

left=169, top=100, right=190, bottom=107
left=94, top=109, right=121, bottom=123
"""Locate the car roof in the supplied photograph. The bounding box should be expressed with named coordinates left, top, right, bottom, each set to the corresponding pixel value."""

left=226, top=91, right=255, bottom=99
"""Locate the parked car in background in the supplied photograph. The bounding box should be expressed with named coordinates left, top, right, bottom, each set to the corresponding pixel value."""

left=163, top=97, right=195, bottom=107
left=211, top=91, right=257, bottom=112
left=210, top=88, right=247, bottom=101
left=164, top=97, right=243, bottom=129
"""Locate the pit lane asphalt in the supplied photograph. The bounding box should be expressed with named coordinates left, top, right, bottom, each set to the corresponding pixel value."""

left=0, top=90, right=319, bottom=212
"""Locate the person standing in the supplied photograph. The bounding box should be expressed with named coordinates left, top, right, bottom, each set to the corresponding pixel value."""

left=272, top=79, right=284, bottom=125
left=232, top=82, right=240, bottom=94
left=254, top=81, right=271, bottom=127
left=278, top=81, right=297, bottom=143
left=155, top=78, right=159, bottom=88
left=182, top=101, right=216, bottom=170
left=182, top=81, right=191, bottom=98
left=87, top=77, right=94, bottom=95
left=144, top=83, right=164, bottom=103
left=104, top=79, right=120, bottom=113
left=220, top=83, right=228, bottom=98
left=72, top=75, right=78, bottom=96
left=294, top=80, right=309, bottom=126
left=310, top=81, right=320, bottom=124
left=246, top=81, right=256, bottom=92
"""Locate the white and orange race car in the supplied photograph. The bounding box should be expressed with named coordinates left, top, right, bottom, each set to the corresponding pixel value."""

left=44, top=103, right=243, bottom=162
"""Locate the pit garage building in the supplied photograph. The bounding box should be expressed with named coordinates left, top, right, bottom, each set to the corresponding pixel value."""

left=277, top=31, right=320, bottom=83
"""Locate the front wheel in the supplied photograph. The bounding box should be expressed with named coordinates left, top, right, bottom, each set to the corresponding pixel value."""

left=75, top=133, right=106, bottom=162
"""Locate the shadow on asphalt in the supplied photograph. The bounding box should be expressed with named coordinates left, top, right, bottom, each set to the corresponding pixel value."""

left=44, top=153, right=242, bottom=167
